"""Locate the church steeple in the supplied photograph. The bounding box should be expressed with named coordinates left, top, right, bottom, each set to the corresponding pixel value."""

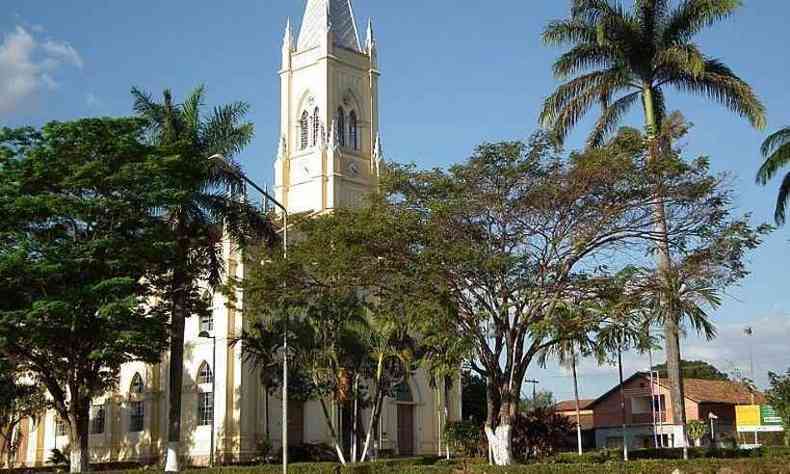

left=275, top=0, right=380, bottom=214
left=297, top=0, right=361, bottom=52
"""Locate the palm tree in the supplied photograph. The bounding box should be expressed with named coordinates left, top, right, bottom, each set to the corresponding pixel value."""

left=757, top=126, right=790, bottom=225
left=132, top=86, right=275, bottom=472
left=540, top=0, right=765, bottom=457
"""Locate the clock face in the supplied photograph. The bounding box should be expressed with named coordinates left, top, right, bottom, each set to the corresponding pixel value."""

left=348, top=162, right=360, bottom=177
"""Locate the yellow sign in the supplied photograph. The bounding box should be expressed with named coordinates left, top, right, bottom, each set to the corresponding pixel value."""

left=736, top=405, right=761, bottom=427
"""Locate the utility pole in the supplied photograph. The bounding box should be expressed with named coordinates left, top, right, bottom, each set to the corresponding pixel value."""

left=745, top=327, right=758, bottom=446
left=524, top=380, right=540, bottom=405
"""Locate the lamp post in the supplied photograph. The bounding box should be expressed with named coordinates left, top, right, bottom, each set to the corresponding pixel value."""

left=207, top=154, right=289, bottom=473
left=198, top=330, right=217, bottom=467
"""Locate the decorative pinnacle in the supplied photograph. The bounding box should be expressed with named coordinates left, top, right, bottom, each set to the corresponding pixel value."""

left=283, top=18, right=294, bottom=50
left=365, top=18, right=375, bottom=52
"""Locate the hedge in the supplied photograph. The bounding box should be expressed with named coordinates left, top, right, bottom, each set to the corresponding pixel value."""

left=76, top=458, right=787, bottom=474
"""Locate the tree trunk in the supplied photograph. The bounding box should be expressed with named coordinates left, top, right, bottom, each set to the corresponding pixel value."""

left=618, top=341, right=629, bottom=462
left=572, top=353, right=583, bottom=456
left=264, top=387, right=270, bottom=440
left=643, top=85, right=689, bottom=460
left=165, top=241, right=189, bottom=473
left=317, top=397, right=347, bottom=465
left=444, top=381, right=451, bottom=460
left=68, top=399, right=90, bottom=473
left=484, top=397, right=515, bottom=466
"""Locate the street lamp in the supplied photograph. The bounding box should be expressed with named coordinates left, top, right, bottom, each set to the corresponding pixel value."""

left=207, top=154, right=289, bottom=474
left=198, top=330, right=217, bottom=467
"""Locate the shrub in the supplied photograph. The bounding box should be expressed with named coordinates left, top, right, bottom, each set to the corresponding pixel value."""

left=444, top=420, right=485, bottom=458
left=511, top=407, right=575, bottom=461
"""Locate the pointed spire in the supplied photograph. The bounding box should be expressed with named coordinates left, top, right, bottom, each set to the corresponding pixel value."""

left=373, top=133, right=383, bottom=175
left=283, top=18, right=294, bottom=50
left=297, top=0, right=361, bottom=52
left=365, top=18, right=375, bottom=52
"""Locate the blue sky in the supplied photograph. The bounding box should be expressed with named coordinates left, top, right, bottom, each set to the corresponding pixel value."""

left=2, top=1, right=789, bottom=402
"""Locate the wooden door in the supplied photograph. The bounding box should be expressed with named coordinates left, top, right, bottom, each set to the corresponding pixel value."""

left=397, top=405, right=414, bottom=456
left=287, top=402, right=304, bottom=446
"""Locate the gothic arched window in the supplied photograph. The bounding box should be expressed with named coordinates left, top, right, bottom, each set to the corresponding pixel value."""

left=300, top=111, right=310, bottom=150
left=130, top=373, right=144, bottom=394
left=312, top=107, right=321, bottom=147
left=336, top=107, right=346, bottom=147
left=197, top=362, right=213, bottom=385
left=394, top=382, right=413, bottom=402
left=349, top=111, right=358, bottom=150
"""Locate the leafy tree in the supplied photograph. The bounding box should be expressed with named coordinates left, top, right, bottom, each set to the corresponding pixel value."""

left=0, top=119, right=175, bottom=472
left=541, top=0, right=766, bottom=457
left=757, top=126, right=790, bottom=225
left=234, top=205, right=431, bottom=464
left=766, top=369, right=790, bottom=447
left=131, top=86, right=275, bottom=472
left=519, top=391, right=556, bottom=413
left=388, top=127, right=764, bottom=465
left=0, top=357, right=47, bottom=468
left=687, top=420, right=707, bottom=447
left=652, top=360, right=730, bottom=381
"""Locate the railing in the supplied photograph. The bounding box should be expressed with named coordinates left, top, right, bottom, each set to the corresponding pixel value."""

left=631, top=412, right=667, bottom=424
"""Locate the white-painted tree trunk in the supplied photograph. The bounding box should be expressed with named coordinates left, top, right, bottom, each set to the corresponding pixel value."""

left=164, top=442, right=180, bottom=472
left=485, top=425, right=514, bottom=466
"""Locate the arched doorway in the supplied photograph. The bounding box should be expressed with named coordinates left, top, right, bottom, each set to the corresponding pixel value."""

left=394, top=382, right=415, bottom=456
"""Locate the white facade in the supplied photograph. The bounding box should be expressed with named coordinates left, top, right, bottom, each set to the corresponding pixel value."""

left=18, top=0, right=460, bottom=467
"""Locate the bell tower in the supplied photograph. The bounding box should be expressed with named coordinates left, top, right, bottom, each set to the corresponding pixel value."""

left=275, top=0, right=382, bottom=214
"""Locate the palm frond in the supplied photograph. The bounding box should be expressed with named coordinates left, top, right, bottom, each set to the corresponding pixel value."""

left=757, top=141, right=790, bottom=186
left=540, top=68, right=632, bottom=142
left=667, top=58, right=766, bottom=130
left=543, top=19, right=598, bottom=46
left=662, top=0, right=742, bottom=45
left=636, top=0, right=670, bottom=44
left=760, top=127, right=790, bottom=158
left=552, top=43, right=622, bottom=79
left=182, top=85, right=206, bottom=140
left=588, top=90, right=641, bottom=148
left=655, top=43, right=707, bottom=80
left=773, top=173, right=790, bottom=226
left=203, top=102, right=254, bottom=158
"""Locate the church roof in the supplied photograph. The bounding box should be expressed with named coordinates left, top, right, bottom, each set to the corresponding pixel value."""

left=297, top=0, right=361, bottom=53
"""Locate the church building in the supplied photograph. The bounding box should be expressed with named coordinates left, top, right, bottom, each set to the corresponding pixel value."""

left=16, top=0, right=461, bottom=467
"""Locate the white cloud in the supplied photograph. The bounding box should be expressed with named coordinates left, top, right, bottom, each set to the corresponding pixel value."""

left=42, top=39, right=83, bottom=68
left=0, top=26, right=83, bottom=116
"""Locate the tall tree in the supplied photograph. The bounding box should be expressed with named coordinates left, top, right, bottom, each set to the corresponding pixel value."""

left=131, top=86, right=275, bottom=472
left=0, top=119, right=174, bottom=472
left=540, top=0, right=766, bottom=457
left=388, top=130, right=742, bottom=465
left=234, top=205, right=429, bottom=465
left=757, top=126, right=790, bottom=225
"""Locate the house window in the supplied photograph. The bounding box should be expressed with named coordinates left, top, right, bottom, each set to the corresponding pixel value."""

left=197, top=362, right=213, bottom=385
left=198, top=392, right=214, bottom=426
left=349, top=111, right=358, bottom=150
left=300, top=111, right=310, bottom=150
left=200, top=312, right=214, bottom=334
left=90, top=405, right=106, bottom=434
left=336, top=107, right=346, bottom=147
left=129, top=401, right=144, bottom=432
left=312, top=107, right=321, bottom=146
